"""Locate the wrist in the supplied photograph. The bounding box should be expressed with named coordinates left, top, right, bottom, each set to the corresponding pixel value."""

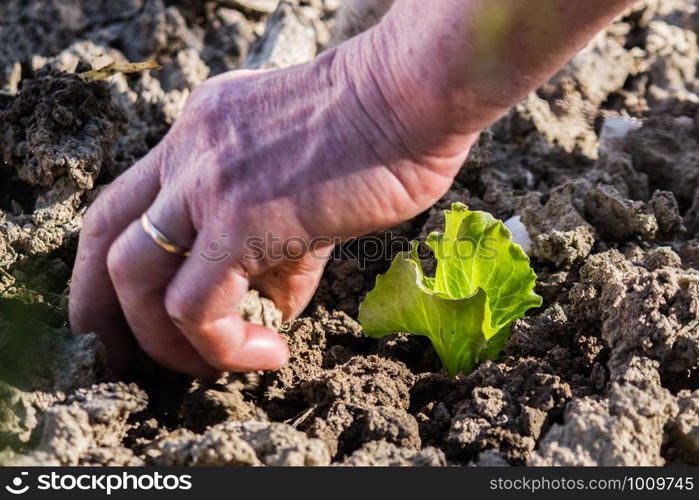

left=326, top=20, right=478, bottom=171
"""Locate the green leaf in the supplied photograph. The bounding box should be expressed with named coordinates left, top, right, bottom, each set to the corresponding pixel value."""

left=358, top=203, right=542, bottom=375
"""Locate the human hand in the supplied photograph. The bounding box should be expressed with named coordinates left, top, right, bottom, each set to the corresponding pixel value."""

left=69, top=47, right=475, bottom=378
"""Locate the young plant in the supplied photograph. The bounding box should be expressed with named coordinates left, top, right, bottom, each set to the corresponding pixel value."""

left=358, top=203, right=542, bottom=375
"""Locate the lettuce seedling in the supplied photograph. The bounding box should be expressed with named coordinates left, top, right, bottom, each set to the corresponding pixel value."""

left=358, top=203, right=542, bottom=375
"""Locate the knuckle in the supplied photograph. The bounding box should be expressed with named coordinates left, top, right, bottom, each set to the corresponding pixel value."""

left=164, top=284, right=205, bottom=328
left=81, top=196, right=110, bottom=238
left=185, top=82, right=222, bottom=119
left=151, top=139, right=177, bottom=183
left=106, top=237, right=132, bottom=284
left=164, top=286, right=247, bottom=371
left=185, top=79, right=213, bottom=105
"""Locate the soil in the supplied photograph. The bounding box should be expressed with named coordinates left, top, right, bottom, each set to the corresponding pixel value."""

left=1, top=0, right=699, bottom=466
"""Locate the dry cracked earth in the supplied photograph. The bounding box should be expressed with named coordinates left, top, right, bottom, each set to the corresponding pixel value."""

left=0, top=0, right=699, bottom=467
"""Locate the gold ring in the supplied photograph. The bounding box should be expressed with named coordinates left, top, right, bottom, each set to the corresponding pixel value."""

left=140, top=213, right=191, bottom=257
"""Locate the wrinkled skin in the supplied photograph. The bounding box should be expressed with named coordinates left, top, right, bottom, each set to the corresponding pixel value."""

left=70, top=54, right=471, bottom=377
left=70, top=0, right=636, bottom=377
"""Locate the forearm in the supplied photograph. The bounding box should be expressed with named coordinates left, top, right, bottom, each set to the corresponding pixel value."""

left=334, top=0, right=637, bottom=159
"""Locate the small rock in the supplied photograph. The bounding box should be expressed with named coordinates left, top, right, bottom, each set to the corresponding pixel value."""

left=245, top=2, right=317, bottom=70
